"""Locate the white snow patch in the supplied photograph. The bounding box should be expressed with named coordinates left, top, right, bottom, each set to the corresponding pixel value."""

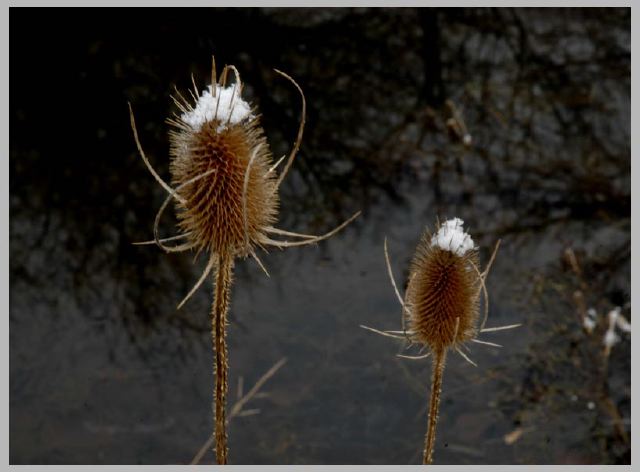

left=603, top=329, right=619, bottom=349
left=604, top=307, right=624, bottom=350
left=583, top=317, right=596, bottom=332
left=602, top=306, right=630, bottom=353
left=181, top=84, right=253, bottom=132
left=583, top=307, right=597, bottom=333
left=616, top=315, right=631, bottom=333
left=430, top=217, right=475, bottom=256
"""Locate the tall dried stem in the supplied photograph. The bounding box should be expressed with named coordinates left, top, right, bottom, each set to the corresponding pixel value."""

left=212, top=253, right=233, bottom=464
left=423, top=348, right=446, bottom=464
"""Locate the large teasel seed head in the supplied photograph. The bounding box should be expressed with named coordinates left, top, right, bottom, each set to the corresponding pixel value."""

left=131, top=57, right=362, bottom=465
left=404, top=218, right=481, bottom=352
left=168, top=67, right=278, bottom=259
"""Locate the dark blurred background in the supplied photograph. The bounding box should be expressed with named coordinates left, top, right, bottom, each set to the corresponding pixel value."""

left=10, top=7, right=630, bottom=464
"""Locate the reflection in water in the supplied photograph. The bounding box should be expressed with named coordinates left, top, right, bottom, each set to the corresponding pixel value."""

left=10, top=7, right=629, bottom=464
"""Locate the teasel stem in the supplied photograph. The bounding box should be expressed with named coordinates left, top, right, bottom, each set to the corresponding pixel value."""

left=212, top=252, right=233, bottom=464
left=423, top=348, right=446, bottom=465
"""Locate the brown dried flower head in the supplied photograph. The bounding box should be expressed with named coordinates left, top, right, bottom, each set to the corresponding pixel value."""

left=131, top=59, right=358, bottom=279
left=404, top=218, right=481, bottom=352
left=167, top=67, right=278, bottom=259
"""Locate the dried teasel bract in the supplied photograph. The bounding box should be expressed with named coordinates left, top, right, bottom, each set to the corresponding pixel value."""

left=362, top=218, right=519, bottom=464
left=129, top=57, right=359, bottom=464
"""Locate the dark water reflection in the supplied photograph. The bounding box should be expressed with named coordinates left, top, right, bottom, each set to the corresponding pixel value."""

left=10, top=7, right=630, bottom=464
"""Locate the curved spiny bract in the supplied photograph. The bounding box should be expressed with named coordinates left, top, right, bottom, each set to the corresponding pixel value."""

left=169, top=116, right=278, bottom=259
left=405, top=229, right=481, bottom=352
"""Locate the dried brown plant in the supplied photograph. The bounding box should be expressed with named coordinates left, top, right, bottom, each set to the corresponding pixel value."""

left=129, top=57, right=359, bottom=464
left=362, top=218, right=519, bottom=464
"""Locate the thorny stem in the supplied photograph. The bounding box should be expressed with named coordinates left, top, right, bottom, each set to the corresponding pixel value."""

left=213, top=253, right=233, bottom=464
left=424, top=348, right=446, bottom=465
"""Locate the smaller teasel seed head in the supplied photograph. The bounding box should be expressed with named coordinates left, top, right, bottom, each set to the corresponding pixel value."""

left=405, top=218, right=481, bottom=352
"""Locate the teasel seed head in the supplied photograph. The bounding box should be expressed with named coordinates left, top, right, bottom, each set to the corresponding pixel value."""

left=131, top=56, right=361, bottom=465
left=364, top=219, right=508, bottom=465
left=404, top=218, right=481, bottom=352
left=168, top=67, right=279, bottom=259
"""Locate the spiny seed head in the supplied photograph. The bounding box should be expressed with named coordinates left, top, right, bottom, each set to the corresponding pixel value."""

left=168, top=73, right=279, bottom=259
left=405, top=218, right=481, bottom=352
